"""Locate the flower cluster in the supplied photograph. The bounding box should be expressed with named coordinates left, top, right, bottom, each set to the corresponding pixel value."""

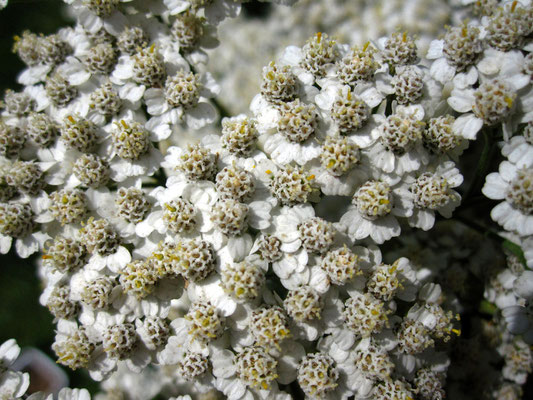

left=1, top=0, right=533, bottom=399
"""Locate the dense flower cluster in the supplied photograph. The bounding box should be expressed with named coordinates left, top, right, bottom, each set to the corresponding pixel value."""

left=1, top=0, right=533, bottom=399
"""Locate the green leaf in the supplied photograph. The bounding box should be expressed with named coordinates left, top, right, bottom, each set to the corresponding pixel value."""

left=502, top=240, right=528, bottom=269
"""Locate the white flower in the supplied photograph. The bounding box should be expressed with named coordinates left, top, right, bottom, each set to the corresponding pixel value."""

left=144, top=69, right=219, bottom=133
left=163, top=0, right=241, bottom=25
left=366, top=103, right=429, bottom=176
left=482, top=160, right=533, bottom=236
left=270, top=204, right=337, bottom=289
left=135, top=175, right=217, bottom=243
left=67, top=0, right=132, bottom=36
left=0, top=339, right=30, bottom=400
left=251, top=96, right=323, bottom=166
left=448, top=51, right=531, bottom=140
left=401, top=161, right=463, bottom=231
left=338, top=175, right=411, bottom=244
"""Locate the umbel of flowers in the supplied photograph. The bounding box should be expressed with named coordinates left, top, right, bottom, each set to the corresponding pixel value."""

left=1, top=0, right=533, bottom=399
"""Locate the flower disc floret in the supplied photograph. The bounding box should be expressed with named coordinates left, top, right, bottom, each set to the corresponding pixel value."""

left=393, top=65, right=424, bottom=105
left=221, top=117, right=257, bottom=156
left=211, top=199, right=249, bottom=236
left=397, top=320, right=434, bottom=354
left=343, top=292, right=389, bottom=337
left=47, top=285, right=79, bottom=320
left=330, top=89, right=369, bottom=134
left=0, top=176, right=16, bottom=203
left=116, top=187, right=150, bottom=223
left=81, top=277, right=114, bottom=310
left=117, top=26, right=147, bottom=55
left=171, top=12, right=204, bottom=53
left=284, top=286, right=323, bottom=322
left=443, top=22, right=483, bottom=70
left=27, top=112, right=58, bottom=148
left=112, top=120, right=151, bottom=160
left=257, top=234, right=283, bottom=262
left=103, top=323, right=137, bottom=360
left=353, top=180, right=393, bottom=220
left=322, top=246, right=359, bottom=285
left=3, top=90, right=33, bottom=116
left=12, top=31, right=40, bottom=66
left=423, top=115, right=461, bottom=153
left=44, top=236, right=87, bottom=273
left=90, top=82, right=122, bottom=119
left=297, top=353, right=338, bottom=398
left=45, top=73, right=78, bottom=106
left=73, top=154, right=110, bottom=188
left=381, top=113, right=424, bottom=154
left=0, top=202, right=35, bottom=238
left=150, top=241, right=181, bottom=278
left=473, top=0, right=498, bottom=16
left=215, top=165, right=255, bottom=201
left=86, top=43, right=117, bottom=74
left=221, top=260, right=265, bottom=302
left=164, top=71, right=202, bottom=109
left=185, top=302, right=224, bottom=342
left=53, top=328, right=94, bottom=370
left=354, top=342, right=394, bottom=380
left=49, top=189, right=88, bottom=225
left=261, top=61, right=298, bottom=103
left=337, top=42, right=378, bottom=84
left=163, top=198, right=197, bottom=234
left=250, top=306, right=290, bottom=348
left=486, top=2, right=532, bottom=51
left=414, top=368, right=445, bottom=400
left=506, top=168, right=533, bottom=214
left=300, top=32, right=338, bottom=77
left=79, top=217, right=120, bottom=256
left=38, top=34, right=70, bottom=66
left=374, top=379, right=414, bottom=400
left=132, top=46, right=166, bottom=87
left=298, top=216, right=335, bottom=254
left=177, top=352, right=209, bottom=380
left=142, top=317, right=170, bottom=349
left=7, top=161, right=44, bottom=195
left=277, top=99, right=318, bottom=143
left=383, top=32, right=418, bottom=67
left=119, top=259, right=158, bottom=299
left=61, top=115, right=98, bottom=153
left=0, top=121, right=25, bottom=158
left=177, top=144, right=217, bottom=181
left=321, top=136, right=359, bottom=176
left=236, top=346, right=278, bottom=390
left=85, top=0, right=120, bottom=17
left=410, top=173, right=454, bottom=210
left=269, top=165, right=317, bottom=205
left=366, top=262, right=401, bottom=301
left=176, top=239, right=215, bottom=282
left=473, top=79, right=516, bottom=126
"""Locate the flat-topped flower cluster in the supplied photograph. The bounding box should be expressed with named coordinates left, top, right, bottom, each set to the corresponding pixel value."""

left=1, top=0, right=533, bottom=399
